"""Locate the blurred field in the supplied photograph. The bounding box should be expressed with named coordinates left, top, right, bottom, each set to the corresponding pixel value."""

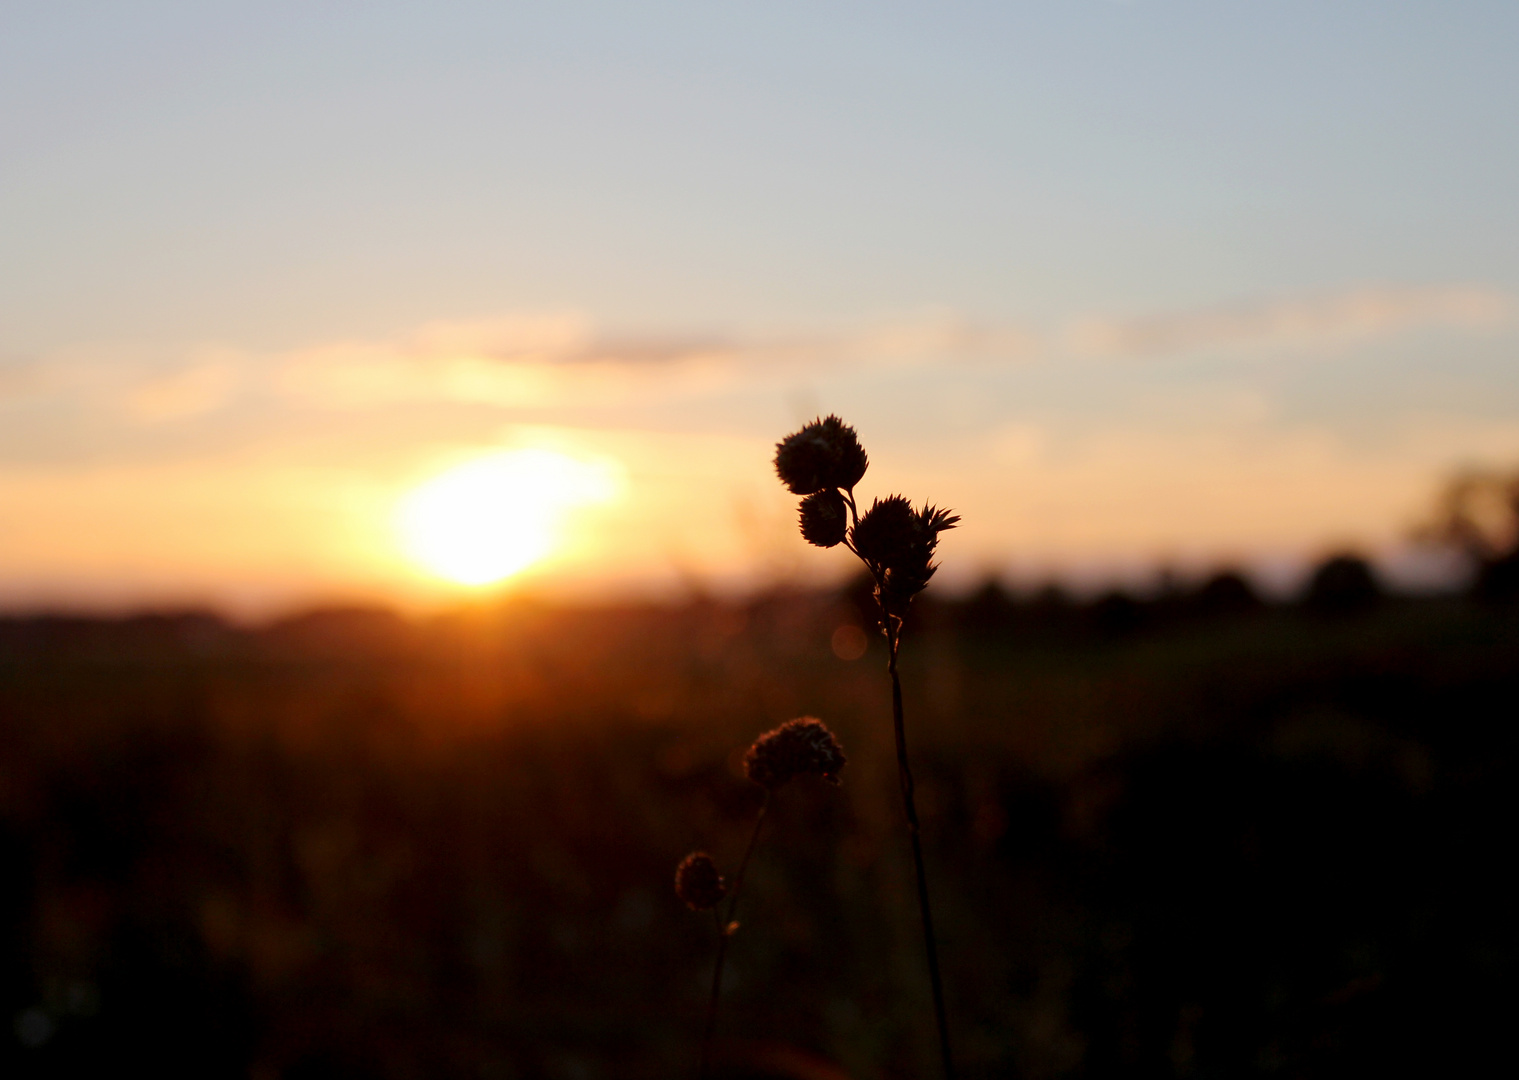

left=2, top=571, right=1515, bottom=1079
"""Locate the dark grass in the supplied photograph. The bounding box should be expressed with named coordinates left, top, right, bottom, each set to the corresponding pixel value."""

left=1, top=586, right=1516, bottom=1078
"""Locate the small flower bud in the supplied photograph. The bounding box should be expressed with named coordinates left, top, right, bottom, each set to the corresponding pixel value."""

left=773, top=416, right=869, bottom=495
left=674, top=851, right=727, bottom=911
left=799, top=489, right=848, bottom=548
left=743, top=717, right=847, bottom=789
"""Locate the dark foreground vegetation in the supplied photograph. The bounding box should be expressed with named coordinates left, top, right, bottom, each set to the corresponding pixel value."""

left=2, top=565, right=1516, bottom=1078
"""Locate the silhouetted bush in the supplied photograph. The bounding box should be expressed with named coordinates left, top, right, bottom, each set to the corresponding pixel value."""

left=1476, top=550, right=1519, bottom=603
left=1188, top=570, right=1263, bottom=617
left=958, top=579, right=1017, bottom=635
left=1303, top=553, right=1382, bottom=614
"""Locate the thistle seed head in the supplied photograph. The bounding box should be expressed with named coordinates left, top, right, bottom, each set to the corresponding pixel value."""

left=799, top=489, right=849, bottom=548
left=674, top=851, right=727, bottom=911
left=850, top=495, right=919, bottom=566
left=774, top=416, right=869, bottom=495
left=743, top=717, right=847, bottom=789
left=851, top=498, right=960, bottom=619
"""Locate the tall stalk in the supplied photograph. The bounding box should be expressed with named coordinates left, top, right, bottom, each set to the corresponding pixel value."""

left=885, top=623, right=955, bottom=1080
left=772, top=415, right=958, bottom=1078
left=699, top=793, right=770, bottom=1080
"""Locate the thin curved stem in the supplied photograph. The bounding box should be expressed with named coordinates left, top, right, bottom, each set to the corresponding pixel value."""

left=842, top=489, right=862, bottom=557
left=699, top=792, right=771, bottom=1080
left=886, top=627, right=956, bottom=1080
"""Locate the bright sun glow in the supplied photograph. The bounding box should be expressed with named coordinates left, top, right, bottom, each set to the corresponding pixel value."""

left=396, top=449, right=616, bottom=586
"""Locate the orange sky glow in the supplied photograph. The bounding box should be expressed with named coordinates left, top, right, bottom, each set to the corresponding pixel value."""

left=2, top=294, right=1512, bottom=616
left=4, top=6, right=1517, bottom=615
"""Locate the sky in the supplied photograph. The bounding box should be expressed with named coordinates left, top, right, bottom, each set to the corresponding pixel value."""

left=2, top=1, right=1517, bottom=614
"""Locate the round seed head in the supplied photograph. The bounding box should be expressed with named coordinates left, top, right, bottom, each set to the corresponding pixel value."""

left=799, top=489, right=849, bottom=548
left=743, top=717, right=847, bottom=789
left=849, top=495, right=918, bottom=566
left=674, top=851, right=727, bottom=911
left=773, top=416, right=869, bottom=495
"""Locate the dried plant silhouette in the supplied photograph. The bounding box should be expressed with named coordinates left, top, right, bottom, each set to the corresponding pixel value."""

left=775, top=416, right=959, bottom=1079
left=677, top=717, right=846, bottom=1080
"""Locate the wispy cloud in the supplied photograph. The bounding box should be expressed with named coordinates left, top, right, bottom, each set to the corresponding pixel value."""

left=1063, top=285, right=1510, bottom=357
left=126, top=358, right=242, bottom=422
left=7, top=285, right=1507, bottom=428
left=266, top=311, right=1037, bottom=411
left=252, top=284, right=1511, bottom=414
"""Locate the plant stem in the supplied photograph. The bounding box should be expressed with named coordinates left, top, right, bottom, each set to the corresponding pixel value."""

left=699, top=792, right=770, bottom=1080
left=887, top=626, right=956, bottom=1080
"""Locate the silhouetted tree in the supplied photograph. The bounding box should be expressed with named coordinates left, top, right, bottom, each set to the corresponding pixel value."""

left=1418, top=467, right=1519, bottom=602
left=1303, top=554, right=1381, bottom=614
left=1190, top=570, right=1263, bottom=618
left=957, top=578, right=1017, bottom=635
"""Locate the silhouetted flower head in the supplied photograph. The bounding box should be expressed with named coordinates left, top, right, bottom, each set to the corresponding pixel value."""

left=851, top=498, right=959, bottom=620
left=799, top=489, right=849, bottom=548
left=674, top=851, right=727, bottom=911
left=774, top=416, right=869, bottom=495
left=744, top=717, right=847, bottom=789
left=850, top=495, right=917, bottom=566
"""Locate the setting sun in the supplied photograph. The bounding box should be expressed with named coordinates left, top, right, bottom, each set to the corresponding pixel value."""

left=395, top=449, right=616, bottom=586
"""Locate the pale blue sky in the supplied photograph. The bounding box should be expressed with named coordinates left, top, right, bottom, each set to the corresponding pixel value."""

left=2, top=2, right=1516, bottom=610
left=6, top=2, right=1516, bottom=343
